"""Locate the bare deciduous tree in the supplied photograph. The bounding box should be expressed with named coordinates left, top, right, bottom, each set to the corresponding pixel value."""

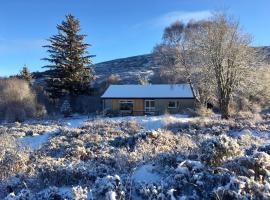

left=154, top=12, right=257, bottom=119
left=0, top=78, right=46, bottom=122
left=153, top=21, right=215, bottom=108
left=198, top=13, right=256, bottom=118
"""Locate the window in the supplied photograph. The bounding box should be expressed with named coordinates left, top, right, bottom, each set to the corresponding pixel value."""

left=168, top=101, right=177, bottom=108
left=119, top=100, right=133, bottom=111
left=145, top=100, right=155, bottom=113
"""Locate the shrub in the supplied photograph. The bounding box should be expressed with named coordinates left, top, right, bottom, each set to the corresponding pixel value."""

left=195, top=106, right=214, bottom=117
left=200, top=135, right=242, bottom=166
left=60, top=99, right=72, bottom=117
left=72, top=186, right=88, bottom=200
left=0, top=78, right=46, bottom=122
left=4, top=189, right=34, bottom=200
left=0, top=130, right=29, bottom=181
left=225, top=151, right=270, bottom=181
left=94, top=175, right=125, bottom=200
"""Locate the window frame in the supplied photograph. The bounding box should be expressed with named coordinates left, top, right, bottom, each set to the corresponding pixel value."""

left=145, top=99, right=155, bottom=113
left=168, top=100, right=177, bottom=109
left=119, top=100, right=134, bottom=111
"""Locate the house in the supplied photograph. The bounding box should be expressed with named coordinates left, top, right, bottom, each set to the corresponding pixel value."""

left=101, top=84, right=195, bottom=116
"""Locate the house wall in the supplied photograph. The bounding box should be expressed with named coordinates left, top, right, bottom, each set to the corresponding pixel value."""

left=155, top=99, right=195, bottom=114
left=103, top=98, right=195, bottom=115
left=106, top=99, right=144, bottom=115
left=104, top=99, right=113, bottom=110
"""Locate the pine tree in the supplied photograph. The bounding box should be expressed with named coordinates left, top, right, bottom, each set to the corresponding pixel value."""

left=43, top=14, right=95, bottom=99
left=20, top=65, right=32, bottom=82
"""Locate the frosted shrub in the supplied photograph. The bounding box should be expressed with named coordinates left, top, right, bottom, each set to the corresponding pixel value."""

left=0, top=131, right=29, bottom=181
left=147, top=159, right=231, bottom=200
left=4, top=189, right=33, bottom=200
left=72, top=186, right=88, bottom=200
left=60, top=99, right=72, bottom=117
left=258, top=144, right=270, bottom=155
left=0, top=78, right=46, bottom=122
left=200, top=135, right=242, bottom=166
left=36, top=186, right=71, bottom=199
left=215, top=152, right=270, bottom=199
left=94, top=175, right=125, bottom=200
left=214, top=176, right=270, bottom=200
left=226, top=152, right=270, bottom=181
left=195, top=106, right=214, bottom=117
left=36, top=159, right=91, bottom=186
left=1, top=122, right=60, bottom=138
left=136, top=183, right=166, bottom=200
left=82, top=120, right=141, bottom=136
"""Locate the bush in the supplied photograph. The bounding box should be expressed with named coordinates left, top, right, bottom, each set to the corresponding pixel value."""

left=0, top=78, right=46, bottom=122
left=94, top=175, right=125, bottom=200
left=200, top=135, right=242, bottom=166
left=225, top=152, right=270, bottom=181
left=195, top=106, right=214, bottom=117
left=60, top=100, right=72, bottom=117
left=0, top=130, right=29, bottom=181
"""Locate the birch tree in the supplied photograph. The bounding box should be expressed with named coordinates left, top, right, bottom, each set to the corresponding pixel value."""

left=153, top=21, right=215, bottom=108
left=198, top=13, right=256, bottom=119
left=154, top=13, right=256, bottom=119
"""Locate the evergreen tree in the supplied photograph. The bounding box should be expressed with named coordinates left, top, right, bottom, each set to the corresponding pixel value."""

left=20, top=65, right=32, bottom=82
left=43, top=14, right=95, bottom=99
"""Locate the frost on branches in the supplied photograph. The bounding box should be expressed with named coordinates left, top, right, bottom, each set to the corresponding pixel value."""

left=1, top=115, right=270, bottom=199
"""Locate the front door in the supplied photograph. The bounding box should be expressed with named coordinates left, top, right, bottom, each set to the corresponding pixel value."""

left=145, top=100, right=155, bottom=114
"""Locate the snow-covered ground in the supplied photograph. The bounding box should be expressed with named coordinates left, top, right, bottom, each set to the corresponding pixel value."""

left=230, top=128, right=270, bottom=146
left=3, top=113, right=270, bottom=199
left=18, top=115, right=92, bottom=150
left=63, top=114, right=94, bottom=128
left=19, top=114, right=194, bottom=150
left=106, top=114, right=194, bottom=130
left=19, top=131, right=56, bottom=150
left=132, top=164, right=162, bottom=184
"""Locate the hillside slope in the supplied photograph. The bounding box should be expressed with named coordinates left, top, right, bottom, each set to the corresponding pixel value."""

left=34, top=46, right=270, bottom=86
left=93, top=46, right=270, bottom=84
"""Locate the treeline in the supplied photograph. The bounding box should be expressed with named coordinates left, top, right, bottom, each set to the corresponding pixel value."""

left=153, top=12, right=270, bottom=119
left=0, top=14, right=97, bottom=122
left=1, top=12, right=270, bottom=122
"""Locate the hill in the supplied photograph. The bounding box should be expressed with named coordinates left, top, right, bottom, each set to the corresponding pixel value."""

left=33, top=46, right=270, bottom=86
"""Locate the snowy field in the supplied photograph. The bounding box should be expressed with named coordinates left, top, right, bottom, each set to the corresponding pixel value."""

left=1, top=113, right=270, bottom=199
left=18, top=114, right=195, bottom=150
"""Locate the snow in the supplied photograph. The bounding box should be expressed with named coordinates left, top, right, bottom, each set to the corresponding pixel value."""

left=107, top=114, right=194, bottom=130
left=57, top=187, right=72, bottom=196
left=18, top=116, right=90, bottom=150
left=64, top=115, right=90, bottom=128
left=18, top=114, right=193, bottom=151
left=230, top=129, right=270, bottom=144
left=132, top=164, right=162, bottom=183
left=101, top=84, right=194, bottom=98
left=167, top=189, right=177, bottom=200
left=19, top=130, right=58, bottom=150
left=106, top=191, right=117, bottom=200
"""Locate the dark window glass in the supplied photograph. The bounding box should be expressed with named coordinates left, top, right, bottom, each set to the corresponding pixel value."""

left=168, top=101, right=176, bottom=108
left=120, top=101, right=133, bottom=111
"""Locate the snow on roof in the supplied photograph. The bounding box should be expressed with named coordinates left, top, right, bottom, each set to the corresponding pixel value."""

left=101, top=84, right=194, bottom=98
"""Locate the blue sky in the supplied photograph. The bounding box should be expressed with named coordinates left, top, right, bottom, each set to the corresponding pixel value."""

left=0, top=0, right=269, bottom=76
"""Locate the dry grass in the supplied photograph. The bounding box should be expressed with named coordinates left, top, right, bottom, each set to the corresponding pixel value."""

left=0, top=78, right=46, bottom=122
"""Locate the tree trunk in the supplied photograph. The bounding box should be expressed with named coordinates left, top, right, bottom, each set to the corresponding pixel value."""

left=220, top=97, right=230, bottom=119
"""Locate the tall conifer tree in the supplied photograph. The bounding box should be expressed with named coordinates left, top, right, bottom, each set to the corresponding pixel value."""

left=43, top=14, right=95, bottom=99
left=20, top=65, right=32, bottom=82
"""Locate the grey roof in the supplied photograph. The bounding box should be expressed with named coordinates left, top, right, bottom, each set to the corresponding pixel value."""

left=101, top=84, right=194, bottom=99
